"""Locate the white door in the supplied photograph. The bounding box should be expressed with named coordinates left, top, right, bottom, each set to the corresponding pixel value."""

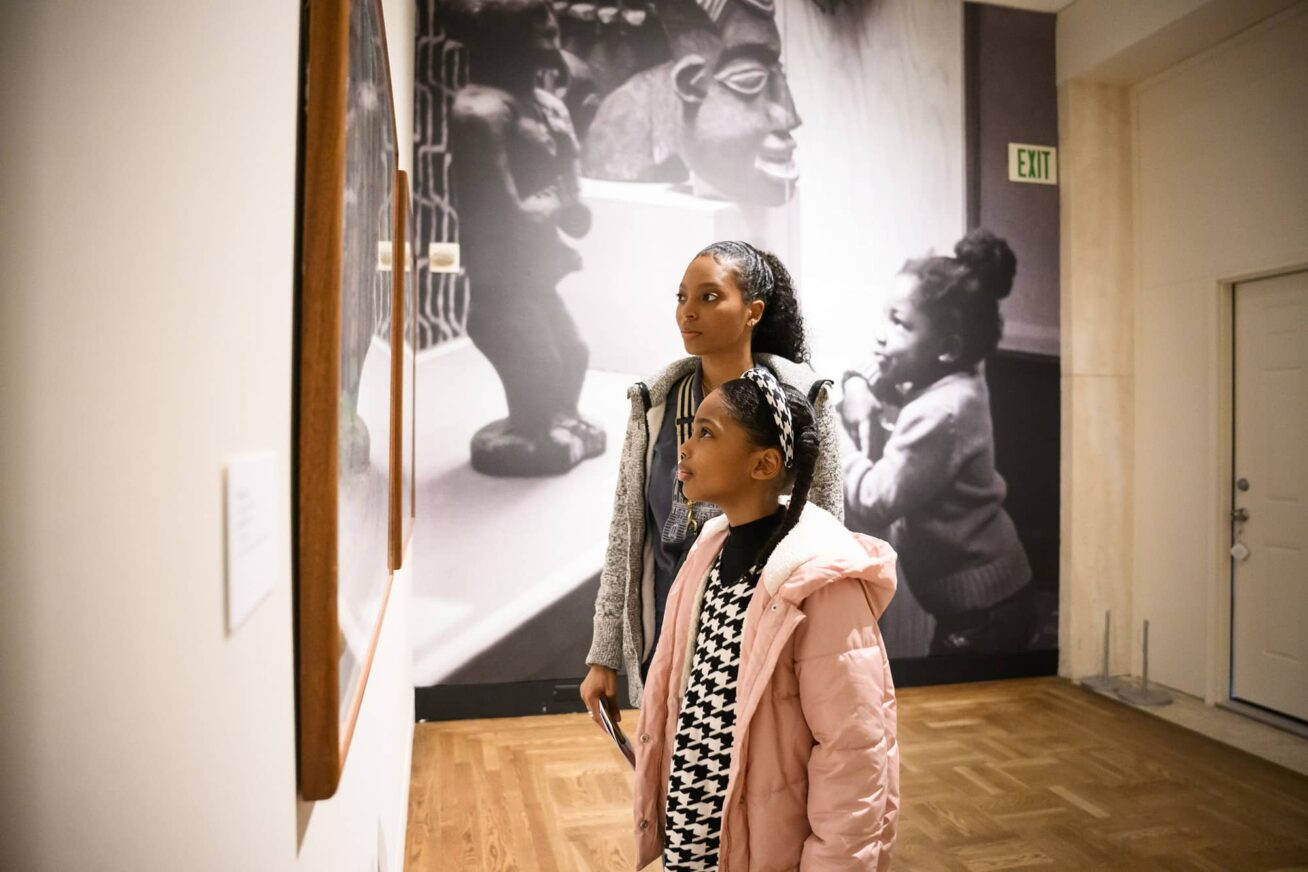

left=1232, top=269, right=1308, bottom=722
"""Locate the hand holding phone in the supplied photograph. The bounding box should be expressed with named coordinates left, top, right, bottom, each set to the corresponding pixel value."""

left=596, top=699, right=636, bottom=769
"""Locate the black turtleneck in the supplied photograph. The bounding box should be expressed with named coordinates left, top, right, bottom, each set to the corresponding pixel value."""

left=718, top=507, right=785, bottom=587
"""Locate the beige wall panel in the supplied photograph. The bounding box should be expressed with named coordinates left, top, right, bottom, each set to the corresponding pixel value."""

left=1131, top=4, right=1308, bottom=697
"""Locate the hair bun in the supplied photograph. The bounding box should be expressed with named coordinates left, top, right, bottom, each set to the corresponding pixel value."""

left=954, top=228, right=1016, bottom=300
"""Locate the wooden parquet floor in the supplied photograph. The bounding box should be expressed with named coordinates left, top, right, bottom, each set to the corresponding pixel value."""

left=405, top=678, right=1308, bottom=871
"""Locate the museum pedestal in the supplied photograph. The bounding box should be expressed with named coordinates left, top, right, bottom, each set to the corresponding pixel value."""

left=409, top=338, right=633, bottom=686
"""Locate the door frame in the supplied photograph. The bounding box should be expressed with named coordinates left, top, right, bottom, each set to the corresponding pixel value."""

left=1209, top=262, right=1308, bottom=730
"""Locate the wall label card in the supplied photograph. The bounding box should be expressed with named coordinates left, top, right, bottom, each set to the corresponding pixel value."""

left=225, top=452, right=279, bottom=634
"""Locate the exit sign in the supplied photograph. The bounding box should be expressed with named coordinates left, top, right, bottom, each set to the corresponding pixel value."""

left=1009, top=143, right=1058, bottom=185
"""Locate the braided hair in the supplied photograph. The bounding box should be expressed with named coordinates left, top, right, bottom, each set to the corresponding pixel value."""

left=901, top=228, right=1017, bottom=368
left=698, top=241, right=811, bottom=363
left=717, top=378, right=821, bottom=570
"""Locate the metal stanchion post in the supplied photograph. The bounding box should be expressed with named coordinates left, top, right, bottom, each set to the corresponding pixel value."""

left=1115, top=619, right=1173, bottom=706
left=1081, top=610, right=1123, bottom=693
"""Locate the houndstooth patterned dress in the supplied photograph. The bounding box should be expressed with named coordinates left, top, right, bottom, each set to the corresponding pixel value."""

left=663, top=554, right=761, bottom=870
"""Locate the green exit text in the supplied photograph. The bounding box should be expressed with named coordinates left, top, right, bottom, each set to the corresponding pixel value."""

left=1008, top=143, right=1058, bottom=186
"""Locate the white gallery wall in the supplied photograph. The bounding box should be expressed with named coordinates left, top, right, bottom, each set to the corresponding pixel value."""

left=1130, top=3, right=1308, bottom=698
left=0, top=2, right=416, bottom=870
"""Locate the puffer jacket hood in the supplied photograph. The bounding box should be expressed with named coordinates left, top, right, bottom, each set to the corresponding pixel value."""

left=757, top=503, right=897, bottom=608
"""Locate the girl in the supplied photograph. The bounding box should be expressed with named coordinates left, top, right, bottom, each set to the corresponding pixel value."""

left=840, top=229, right=1035, bottom=655
left=582, top=241, right=844, bottom=720
left=634, top=371, right=898, bottom=870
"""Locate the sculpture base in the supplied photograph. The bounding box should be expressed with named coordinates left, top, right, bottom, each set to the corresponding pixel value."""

left=409, top=340, right=632, bottom=686
left=470, top=416, right=606, bottom=478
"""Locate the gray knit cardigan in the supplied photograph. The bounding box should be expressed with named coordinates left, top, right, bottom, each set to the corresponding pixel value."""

left=586, top=354, right=845, bottom=707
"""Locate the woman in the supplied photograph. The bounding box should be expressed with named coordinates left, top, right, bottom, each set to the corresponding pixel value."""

left=581, top=240, right=844, bottom=719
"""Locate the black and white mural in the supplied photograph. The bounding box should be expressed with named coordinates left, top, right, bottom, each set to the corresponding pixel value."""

left=411, top=0, right=1060, bottom=714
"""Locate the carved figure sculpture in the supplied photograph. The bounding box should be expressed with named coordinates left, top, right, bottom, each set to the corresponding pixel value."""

left=555, top=0, right=666, bottom=107
left=444, top=0, right=606, bottom=476
left=581, top=0, right=801, bottom=206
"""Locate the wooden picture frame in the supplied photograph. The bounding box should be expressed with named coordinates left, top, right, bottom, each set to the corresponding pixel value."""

left=296, top=0, right=399, bottom=801
left=410, top=201, right=418, bottom=522
left=404, top=173, right=417, bottom=532
left=389, top=169, right=416, bottom=569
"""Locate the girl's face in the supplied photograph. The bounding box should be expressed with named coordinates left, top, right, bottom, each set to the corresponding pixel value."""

left=676, top=255, right=764, bottom=356
left=677, top=390, right=779, bottom=504
left=874, top=273, right=954, bottom=388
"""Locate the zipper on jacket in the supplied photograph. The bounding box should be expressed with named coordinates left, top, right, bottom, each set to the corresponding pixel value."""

left=636, top=381, right=652, bottom=487
left=635, top=380, right=653, bottom=672
left=637, top=381, right=652, bottom=414
left=636, top=380, right=653, bottom=487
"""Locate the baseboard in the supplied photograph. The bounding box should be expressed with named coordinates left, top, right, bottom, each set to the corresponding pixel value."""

left=414, top=650, right=1058, bottom=721
left=416, top=674, right=631, bottom=722
left=1220, top=697, right=1308, bottom=739
left=889, top=649, right=1058, bottom=687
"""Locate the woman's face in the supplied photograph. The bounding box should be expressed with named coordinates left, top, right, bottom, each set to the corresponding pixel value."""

left=873, top=273, right=950, bottom=388
left=676, top=255, right=762, bottom=357
left=677, top=390, right=768, bottom=505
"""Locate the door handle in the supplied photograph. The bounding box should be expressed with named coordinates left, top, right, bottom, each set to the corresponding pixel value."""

left=1231, top=507, right=1249, bottom=523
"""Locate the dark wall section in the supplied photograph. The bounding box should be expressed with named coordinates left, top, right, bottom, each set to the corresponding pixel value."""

left=965, top=2, right=1061, bottom=680
left=967, top=2, right=1059, bottom=355
left=987, top=352, right=1060, bottom=644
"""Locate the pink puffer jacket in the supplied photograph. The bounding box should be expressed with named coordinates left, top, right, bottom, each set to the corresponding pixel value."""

left=633, top=503, right=899, bottom=871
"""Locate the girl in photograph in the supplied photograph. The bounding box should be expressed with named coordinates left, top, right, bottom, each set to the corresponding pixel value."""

left=581, top=241, right=843, bottom=719
left=633, top=371, right=899, bottom=871
left=840, top=229, right=1035, bottom=655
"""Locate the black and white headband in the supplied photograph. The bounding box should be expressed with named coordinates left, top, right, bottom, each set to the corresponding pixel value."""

left=743, top=368, right=794, bottom=468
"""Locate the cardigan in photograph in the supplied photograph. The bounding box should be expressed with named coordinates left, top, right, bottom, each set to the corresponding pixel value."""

left=842, top=368, right=1030, bottom=618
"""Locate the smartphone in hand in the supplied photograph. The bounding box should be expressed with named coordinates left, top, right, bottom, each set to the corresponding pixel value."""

left=596, top=700, right=636, bottom=769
